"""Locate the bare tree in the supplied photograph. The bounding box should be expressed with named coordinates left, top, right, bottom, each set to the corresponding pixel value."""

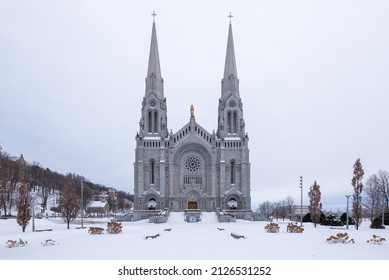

left=351, top=158, right=364, bottom=230
left=0, top=153, right=24, bottom=217
left=377, top=170, right=389, bottom=210
left=308, top=180, right=322, bottom=227
left=16, top=183, right=31, bottom=232
left=285, top=196, right=294, bottom=220
left=279, top=200, right=287, bottom=221
left=364, top=174, right=383, bottom=221
left=59, top=181, right=80, bottom=229
left=258, top=201, right=273, bottom=219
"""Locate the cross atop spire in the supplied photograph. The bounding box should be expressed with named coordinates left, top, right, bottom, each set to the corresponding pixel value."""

left=151, top=10, right=157, bottom=22
left=228, top=12, right=233, bottom=23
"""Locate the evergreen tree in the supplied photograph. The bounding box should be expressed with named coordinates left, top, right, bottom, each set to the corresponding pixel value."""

left=351, top=158, right=364, bottom=230
left=16, top=183, right=31, bottom=232
left=308, top=180, right=322, bottom=227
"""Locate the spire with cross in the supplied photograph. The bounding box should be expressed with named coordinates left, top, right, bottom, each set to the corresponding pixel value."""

left=228, top=12, right=233, bottom=23
left=151, top=10, right=157, bottom=22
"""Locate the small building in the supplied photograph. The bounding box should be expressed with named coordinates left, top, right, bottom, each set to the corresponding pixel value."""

left=86, top=200, right=109, bottom=216
left=289, top=205, right=310, bottom=222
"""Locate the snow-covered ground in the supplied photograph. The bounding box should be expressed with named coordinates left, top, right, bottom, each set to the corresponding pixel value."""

left=1, top=212, right=388, bottom=260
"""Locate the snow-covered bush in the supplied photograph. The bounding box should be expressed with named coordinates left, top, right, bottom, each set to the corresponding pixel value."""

left=265, top=222, right=280, bottom=233
left=41, top=239, right=57, bottom=246
left=286, top=223, right=304, bottom=233
left=326, top=232, right=354, bottom=244
left=367, top=234, right=386, bottom=245
left=6, top=239, right=28, bottom=248
left=321, top=214, right=343, bottom=226
left=106, top=221, right=122, bottom=234
left=88, top=227, right=105, bottom=235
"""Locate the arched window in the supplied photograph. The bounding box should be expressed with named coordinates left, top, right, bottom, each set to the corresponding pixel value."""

left=227, top=112, right=231, bottom=133
left=230, top=160, right=235, bottom=184
left=148, top=111, right=152, bottom=133
left=154, top=111, right=158, bottom=133
left=150, top=159, right=155, bottom=184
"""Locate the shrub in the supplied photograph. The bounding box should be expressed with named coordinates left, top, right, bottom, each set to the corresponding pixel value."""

left=6, top=239, right=28, bottom=248
left=339, top=213, right=355, bottom=225
left=321, top=214, right=344, bottom=226
left=286, top=223, right=304, bottom=233
left=264, top=222, right=279, bottom=233
left=88, top=227, right=105, bottom=235
left=326, top=232, right=354, bottom=244
left=106, top=221, right=122, bottom=234
left=370, top=218, right=385, bottom=229
left=367, top=234, right=386, bottom=245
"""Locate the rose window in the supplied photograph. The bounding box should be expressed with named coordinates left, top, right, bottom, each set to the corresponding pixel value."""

left=185, top=155, right=201, bottom=173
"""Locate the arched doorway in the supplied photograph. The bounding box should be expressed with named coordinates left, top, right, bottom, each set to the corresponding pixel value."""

left=227, top=198, right=237, bottom=210
left=186, top=191, right=200, bottom=210
left=147, top=198, right=157, bottom=210
left=188, top=201, right=198, bottom=209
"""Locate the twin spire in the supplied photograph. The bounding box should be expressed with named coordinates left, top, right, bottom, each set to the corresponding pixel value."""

left=145, top=12, right=239, bottom=99
left=222, top=20, right=239, bottom=99
left=145, top=13, right=163, bottom=99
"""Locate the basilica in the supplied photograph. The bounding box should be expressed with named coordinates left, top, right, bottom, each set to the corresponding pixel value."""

left=133, top=16, right=251, bottom=212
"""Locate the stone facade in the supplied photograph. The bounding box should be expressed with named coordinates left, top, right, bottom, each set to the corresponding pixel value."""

left=134, top=19, right=251, bottom=212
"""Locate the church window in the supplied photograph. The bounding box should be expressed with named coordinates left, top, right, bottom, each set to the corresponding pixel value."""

left=148, top=111, right=152, bottom=133
left=230, top=160, right=235, bottom=184
left=227, top=112, right=231, bottom=133
left=154, top=111, right=158, bottom=133
left=233, top=112, right=237, bottom=133
left=185, top=155, right=201, bottom=173
left=150, top=159, right=155, bottom=184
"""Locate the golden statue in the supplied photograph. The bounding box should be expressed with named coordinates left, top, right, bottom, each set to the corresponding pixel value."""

left=190, top=104, right=194, bottom=118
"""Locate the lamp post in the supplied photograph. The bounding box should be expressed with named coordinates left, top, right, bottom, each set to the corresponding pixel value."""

left=382, top=204, right=385, bottom=228
left=31, top=193, right=35, bottom=232
left=300, top=176, right=303, bottom=226
left=345, top=195, right=351, bottom=230
left=81, top=177, right=84, bottom=229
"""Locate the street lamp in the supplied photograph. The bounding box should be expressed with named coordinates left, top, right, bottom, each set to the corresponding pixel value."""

left=345, top=195, right=351, bottom=230
left=80, top=177, right=85, bottom=229
left=300, top=176, right=303, bottom=227
left=31, top=193, right=35, bottom=232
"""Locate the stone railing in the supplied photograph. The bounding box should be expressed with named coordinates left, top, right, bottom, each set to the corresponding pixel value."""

left=216, top=208, right=236, bottom=222
left=148, top=209, right=170, bottom=223
left=131, top=209, right=166, bottom=222
left=184, top=209, right=202, bottom=223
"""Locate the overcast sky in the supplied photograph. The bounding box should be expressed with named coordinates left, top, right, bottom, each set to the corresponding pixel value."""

left=1, top=0, right=388, bottom=209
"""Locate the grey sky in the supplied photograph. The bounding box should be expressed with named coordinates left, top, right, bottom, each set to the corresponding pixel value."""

left=1, top=0, right=388, bottom=209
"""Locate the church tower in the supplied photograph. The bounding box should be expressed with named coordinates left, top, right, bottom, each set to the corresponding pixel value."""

left=134, top=14, right=250, bottom=212
left=139, top=16, right=168, bottom=138
left=134, top=15, right=169, bottom=211
left=216, top=16, right=250, bottom=210
left=217, top=17, right=245, bottom=138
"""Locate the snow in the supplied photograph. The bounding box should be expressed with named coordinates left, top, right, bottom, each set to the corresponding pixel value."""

left=1, top=212, right=388, bottom=260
